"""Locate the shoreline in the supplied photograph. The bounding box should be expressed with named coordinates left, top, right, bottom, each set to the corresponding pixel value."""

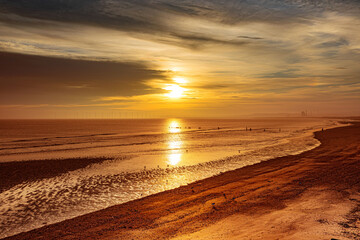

left=3, top=122, right=360, bottom=239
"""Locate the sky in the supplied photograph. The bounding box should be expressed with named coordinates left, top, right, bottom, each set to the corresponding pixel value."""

left=0, top=0, right=359, bottom=118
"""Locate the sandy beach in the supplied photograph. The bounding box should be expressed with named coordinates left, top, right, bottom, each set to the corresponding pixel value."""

left=3, top=121, right=360, bottom=240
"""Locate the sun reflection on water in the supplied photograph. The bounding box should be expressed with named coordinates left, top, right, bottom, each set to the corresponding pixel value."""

left=168, top=153, right=182, bottom=166
left=167, top=138, right=183, bottom=166
left=167, top=119, right=183, bottom=166
left=168, top=120, right=181, bottom=133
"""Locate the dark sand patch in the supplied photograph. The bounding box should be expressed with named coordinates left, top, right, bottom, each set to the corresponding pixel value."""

left=0, top=157, right=112, bottom=192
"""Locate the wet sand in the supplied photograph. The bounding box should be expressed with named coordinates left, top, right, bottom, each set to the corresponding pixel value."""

left=0, top=157, right=112, bottom=192
left=3, top=122, right=360, bottom=240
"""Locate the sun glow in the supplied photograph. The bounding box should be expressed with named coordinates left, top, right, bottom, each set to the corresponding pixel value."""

left=173, top=77, right=187, bottom=84
left=164, top=84, right=185, bottom=98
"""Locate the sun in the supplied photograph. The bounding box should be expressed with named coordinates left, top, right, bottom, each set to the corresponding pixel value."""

left=164, top=84, right=185, bottom=98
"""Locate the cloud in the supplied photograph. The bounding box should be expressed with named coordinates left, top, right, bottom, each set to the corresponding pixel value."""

left=1, top=0, right=359, bottom=43
left=0, top=51, right=168, bottom=104
left=0, top=0, right=359, bottom=58
left=315, top=38, right=349, bottom=48
left=0, top=0, right=360, bottom=117
left=238, top=35, right=264, bottom=40
left=170, top=33, right=250, bottom=49
left=258, top=69, right=304, bottom=79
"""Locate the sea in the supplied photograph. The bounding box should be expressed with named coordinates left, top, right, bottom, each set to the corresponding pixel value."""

left=0, top=118, right=347, bottom=238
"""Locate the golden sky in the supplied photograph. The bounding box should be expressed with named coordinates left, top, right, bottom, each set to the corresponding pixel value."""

left=0, top=0, right=359, bottom=118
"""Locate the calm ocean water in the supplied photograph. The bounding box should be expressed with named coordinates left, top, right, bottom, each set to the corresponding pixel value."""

left=0, top=118, right=345, bottom=238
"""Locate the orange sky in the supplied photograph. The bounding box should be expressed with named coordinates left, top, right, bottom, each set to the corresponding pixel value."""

left=0, top=0, right=359, bottom=118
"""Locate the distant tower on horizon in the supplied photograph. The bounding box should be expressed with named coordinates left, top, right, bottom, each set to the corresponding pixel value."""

left=301, top=111, right=308, bottom=117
